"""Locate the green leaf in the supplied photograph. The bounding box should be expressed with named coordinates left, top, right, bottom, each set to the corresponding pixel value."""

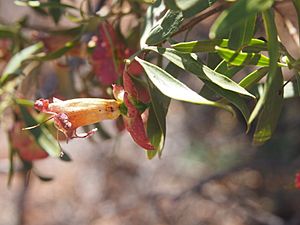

left=253, top=68, right=283, bottom=144
left=0, top=42, right=43, bottom=85
left=140, top=0, right=165, bottom=48
left=14, top=0, right=77, bottom=10
left=209, top=0, right=274, bottom=39
left=215, top=46, right=286, bottom=67
left=145, top=10, right=184, bottom=45
left=199, top=59, right=243, bottom=100
left=34, top=40, right=78, bottom=61
left=19, top=105, right=61, bottom=157
left=253, top=80, right=299, bottom=99
left=59, top=151, right=72, bottom=161
left=163, top=0, right=178, bottom=10
left=146, top=64, right=172, bottom=157
left=135, top=57, right=233, bottom=113
left=147, top=106, right=163, bottom=159
left=145, top=47, right=254, bottom=120
left=48, top=0, right=63, bottom=24
left=228, top=15, right=257, bottom=50
left=7, top=144, right=15, bottom=186
left=239, top=67, right=269, bottom=89
left=293, top=0, right=300, bottom=95
left=296, top=72, right=300, bottom=96
left=171, top=38, right=267, bottom=53
left=15, top=98, right=34, bottom=107
left=248, top=9, right=280, bottom=130
left=164, top=0, right=217, bottom=18
left=213, top=60, right=243, bottom=79
left=0, top=24, right=18, bottom=38
left=146, top=47, right=255, bottom=98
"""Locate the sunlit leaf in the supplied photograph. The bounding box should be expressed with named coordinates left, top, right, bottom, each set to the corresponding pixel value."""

left=135, top=57, right=234, bottom=113
left=200, top=59, right=243, bottom=100
left=0, top=42, right=43, bottom=85
left=146, top=47, right=258, bottom=120
left=140, top=0, right=165, bottom=48
left=34, top=40, right=78, bottom=61
left=215, top=46, right=287, bottom=67
left=228, top=15, right=257, bottom=50
left=145, top=10, right=184, bottom=45
left=48, top=0, right=63, bottom=24
left=14, top=0, right=77, bottom=10
left=164, top=0, right=217, bottom=18
left=209, top=0, right=274, bottom=39
left=171, top=39, right=267, bottom=53
left=147, top=73, right=171, bottom=157
left=239, top=67, right=269, bottom=90
left=253, top=68, right=283, bottom=144
left=248, top=9, right=281, bottom=138
left=146, top=47, right=255, bottom=98
left=0, top=24, right=17, bottom=38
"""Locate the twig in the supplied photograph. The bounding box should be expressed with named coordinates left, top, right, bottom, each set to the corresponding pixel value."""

left=172, top=4, right=226, bottom=37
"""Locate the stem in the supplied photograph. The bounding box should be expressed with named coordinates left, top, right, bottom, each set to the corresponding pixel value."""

left=126, top=49, right=144, bottom=64
left=172, top=4, right=226, bottom=37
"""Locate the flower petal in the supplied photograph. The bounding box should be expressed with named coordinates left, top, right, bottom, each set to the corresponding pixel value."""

left=112, top=84, right=125, bottom=102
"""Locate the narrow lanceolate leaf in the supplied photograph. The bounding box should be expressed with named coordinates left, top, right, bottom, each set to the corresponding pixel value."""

left=14, top=0, right=77, bottom=10
left=146, top=84, right=170, bottom=158
left=292, top=0, right=300, bottom=95
left=199, top=59, right=243, bottom=100
left=253, top=68, right=283, bottom=144
left=135, top=57, right=233, bottom=113
left=7, top=143, right=15, bottom=186
left=48, top=0, right=63, bottom=24
left=0, top=24, right=17, bottom=38
left=145, top=10, right=184, bottom=45
left=0, top=42, right=43, bottom=85
left=19, top=106, right=61, bottom=157
left=239, top=67, right=269, bottom=90
left=34, top=40, right=78, bottom=61
left=249, top=9, right=281, bottom=142
left=140, top=0, right=165, bottom=48
left=209, top=0, right=274, bottom=39
left=228, top=15, right=257, bottom=50
left=215, top=46, right=287, bottom=67
left=213, top=60, right=243, bottom=79
left=164, top=0, right=217, bottom=18
left=146, top=47, right=253, bottom=120
left=146, top=47, right=255, bottom=98
left=171, top=39, right=267, bottom=53
left=146, top=63, right=175, bottom=158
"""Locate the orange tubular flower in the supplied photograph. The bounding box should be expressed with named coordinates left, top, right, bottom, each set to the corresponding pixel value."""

left=33, top=69, right=154, bottom=150
left=34, top=98, right=120, bottom=141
